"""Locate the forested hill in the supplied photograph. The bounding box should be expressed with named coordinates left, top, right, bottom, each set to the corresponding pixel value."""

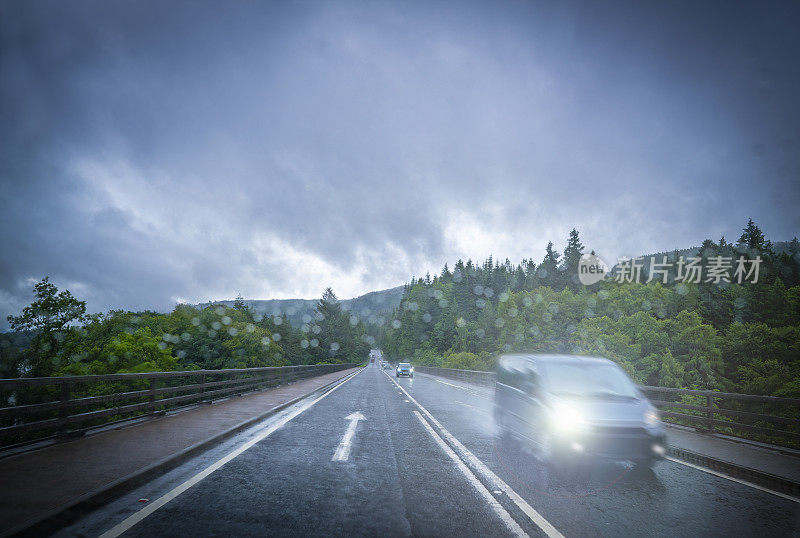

left=379, top=221, right=800, bottom=398
left=196, top=285, right=405, bottom=326
left=625, top=240, right=796, bottom=264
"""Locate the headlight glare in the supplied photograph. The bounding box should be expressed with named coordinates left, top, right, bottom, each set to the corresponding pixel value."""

left=549, top=403, right=586, bottom=434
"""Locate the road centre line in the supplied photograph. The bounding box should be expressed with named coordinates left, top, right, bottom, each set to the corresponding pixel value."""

left=413, top=411, right=528, bottom=538
left=99, top=369, right=363, bottom=538
left=386, top=371, right=564, bottom=538
left=665, top=456, right=800, bottom=503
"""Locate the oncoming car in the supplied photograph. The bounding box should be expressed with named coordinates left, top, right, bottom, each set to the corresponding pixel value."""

left=494, top=354, right=666, bottom=468
left=396, top=363, right=413, bottom=378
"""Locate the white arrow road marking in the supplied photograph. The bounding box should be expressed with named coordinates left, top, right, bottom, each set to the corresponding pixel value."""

left=332, top=411, right=365, bottom=462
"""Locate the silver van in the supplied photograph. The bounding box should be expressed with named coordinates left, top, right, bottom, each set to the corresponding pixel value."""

left=494, top=354, right=667, bottom=468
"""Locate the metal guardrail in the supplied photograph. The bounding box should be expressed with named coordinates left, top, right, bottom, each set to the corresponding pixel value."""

left=412, top=365, right=800, bottom=446
left=0, top=363, right=356, bottom=448
left=638, top=386, right=800, bottom=443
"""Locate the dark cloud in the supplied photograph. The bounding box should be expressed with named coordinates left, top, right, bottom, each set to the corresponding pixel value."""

left=1, top=0, right=799, bottom=327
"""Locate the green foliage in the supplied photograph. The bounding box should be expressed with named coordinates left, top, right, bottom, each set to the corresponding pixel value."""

left=380, top=220, right=800, bottom=397
left=3, top=284, right=371, bottom=379
left=7, top=277, right=87, bottom=376
left=58, top=327, right=177, bottom=375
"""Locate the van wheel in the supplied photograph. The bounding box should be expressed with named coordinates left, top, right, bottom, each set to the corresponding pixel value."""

left=494, top=406, right=509, bottom=437
left=536, top=431, right=555, bottom=466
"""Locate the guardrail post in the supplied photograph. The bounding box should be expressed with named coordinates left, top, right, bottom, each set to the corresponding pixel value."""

left=149, top=377, right=165, bottom=415
left=706, top=394, right=714, bottom=433
left=57, top=382, right=70, bottom=437
left=200, top=373, right=206, bottom=401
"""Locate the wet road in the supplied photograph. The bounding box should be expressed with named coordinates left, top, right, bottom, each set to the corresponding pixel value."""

left=59, top=364, right=800, bottom=537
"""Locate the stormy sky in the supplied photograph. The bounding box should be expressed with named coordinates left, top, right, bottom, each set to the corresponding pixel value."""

left=1, top=0, right=798, bottom=326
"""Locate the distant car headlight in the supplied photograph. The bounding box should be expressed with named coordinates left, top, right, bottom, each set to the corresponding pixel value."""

left=644, top=408, right=660, bottom=427
left=549, top=402, right=586, bottom=434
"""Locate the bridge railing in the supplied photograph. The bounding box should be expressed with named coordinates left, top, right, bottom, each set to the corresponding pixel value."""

left=0, top=363, right=356, bottom=448
left=639, top=386, right=800, bottom=445
left=413, top=365, right=800, bottom=447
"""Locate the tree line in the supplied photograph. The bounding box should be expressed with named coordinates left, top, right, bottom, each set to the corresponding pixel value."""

left=1, top=284, right=369, bottom=378
left=379, top=219, right=800, bottom=396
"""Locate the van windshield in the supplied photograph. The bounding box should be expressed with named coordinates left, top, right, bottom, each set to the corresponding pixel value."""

left=539, top=362, right=639, bottom=399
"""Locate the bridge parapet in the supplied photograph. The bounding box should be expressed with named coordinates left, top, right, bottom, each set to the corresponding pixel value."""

left=0, top=363, right=357, bottom=448
left=413, top=365, right=800, bottom=448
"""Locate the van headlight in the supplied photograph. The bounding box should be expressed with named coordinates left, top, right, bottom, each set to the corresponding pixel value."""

left=644, top=408, right=660, bottom=427
left=549, top=403, right=586, bottom=434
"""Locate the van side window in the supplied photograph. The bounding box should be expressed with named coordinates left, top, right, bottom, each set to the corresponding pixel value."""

left=522, top=363, right=540, bottom=395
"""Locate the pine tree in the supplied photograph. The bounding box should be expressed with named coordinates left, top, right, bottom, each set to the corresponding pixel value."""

left=562, top=228, right=585, bottom=289
left=540, top=242, right=562, bottom=289
left=738, top=218, right=767, bottom=251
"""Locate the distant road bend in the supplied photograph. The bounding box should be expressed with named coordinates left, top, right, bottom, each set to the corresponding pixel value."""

left=33, top=363, right=800, bottom=537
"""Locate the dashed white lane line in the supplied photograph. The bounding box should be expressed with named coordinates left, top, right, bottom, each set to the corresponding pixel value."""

left=99, top=369, right=363, bottom=538
left=413, top=411, right=528, bottom=538
left=386, top=371, right=564, bottom=538
left=666, top=456, right=800, bottom=503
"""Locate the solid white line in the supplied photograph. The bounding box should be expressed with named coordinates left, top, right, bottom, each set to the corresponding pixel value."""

left=666, top=456, right=800, bottom=503
left=413, top=411, right=528, bottom=538
left=384, top=371, right=564, bottom=538
left=99, top=369, right=363, bottom=538
left=332, top=412, right=365, bottom=462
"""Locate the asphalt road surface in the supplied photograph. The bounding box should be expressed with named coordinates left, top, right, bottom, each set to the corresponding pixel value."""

left=58, top=363, right=800, bottom=537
